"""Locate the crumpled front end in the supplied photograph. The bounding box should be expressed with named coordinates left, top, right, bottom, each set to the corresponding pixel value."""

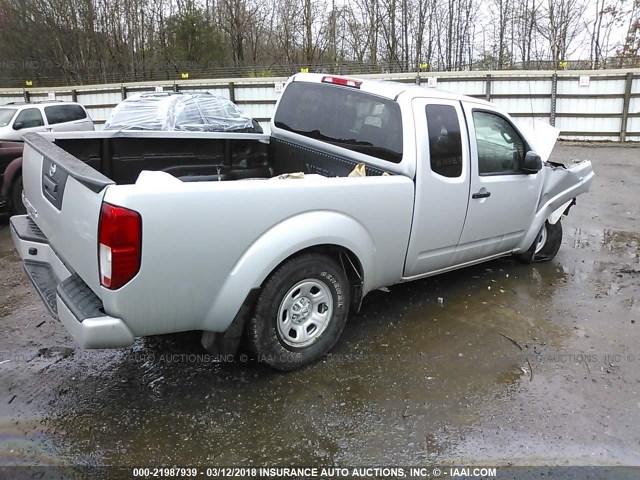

left=538, top=159, right=595, bottom=212
left=516, top=159, right=595, bottom=252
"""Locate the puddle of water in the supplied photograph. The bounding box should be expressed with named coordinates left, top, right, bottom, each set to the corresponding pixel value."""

left=571, top=228, right=640, bottom=258
left=3, top=218, right=638, bottom=466
left=10, top=258, right=576, bottom=466
left=3, top=143, right=640, bottom=467
left=0, top=418, right=66, bottom=466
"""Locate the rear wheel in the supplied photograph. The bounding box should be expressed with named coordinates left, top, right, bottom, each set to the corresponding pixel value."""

left=248, top=253, right=350, bottom=371
left=10, top=174, right=26, bottom=215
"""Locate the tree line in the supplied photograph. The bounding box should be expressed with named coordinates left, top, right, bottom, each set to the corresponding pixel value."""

left=0, top=0, right=639, bottom=87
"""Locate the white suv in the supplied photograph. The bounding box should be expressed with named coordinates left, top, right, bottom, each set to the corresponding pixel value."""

left=0, top=101, right=94, bottom=141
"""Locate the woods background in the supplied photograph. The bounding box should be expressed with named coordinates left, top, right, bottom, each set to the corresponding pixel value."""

left=0, top=0, right=639, bottom=87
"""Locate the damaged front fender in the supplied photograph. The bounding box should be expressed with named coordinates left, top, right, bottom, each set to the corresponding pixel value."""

left=516, top=159, right=595, bottom=252
left=548, top=199, right=574, bottom=225
left=537, top=159, right=594, bottom=212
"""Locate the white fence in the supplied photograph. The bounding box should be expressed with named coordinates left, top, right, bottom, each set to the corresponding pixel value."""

left=1, top=69, right=639, bottom=141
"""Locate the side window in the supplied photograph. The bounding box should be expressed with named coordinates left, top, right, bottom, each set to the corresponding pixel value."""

left=13, top=108, right=44, bottom=130
left=473, top=111, right=527, bottom=175
left=426, top=104, right=463, bottom=178
left=45, top=105, right=87, bottom=125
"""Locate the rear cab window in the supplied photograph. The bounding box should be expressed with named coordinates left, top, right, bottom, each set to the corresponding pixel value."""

left=45, top=104, right=87, bottom=125
left=274, top=81, right=403, bottom=163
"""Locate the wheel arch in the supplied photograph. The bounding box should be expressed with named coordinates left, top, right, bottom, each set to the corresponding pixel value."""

left=267, top=243, right=365, bottom=314
left=201, top=211, right=375, bottom=332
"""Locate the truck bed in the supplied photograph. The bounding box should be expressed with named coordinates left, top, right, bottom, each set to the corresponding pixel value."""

left=46, top=130, right=396, bottom=186
left=13, top=130, right=415, bottom=346
left=53, top=132, right=272, bottom=183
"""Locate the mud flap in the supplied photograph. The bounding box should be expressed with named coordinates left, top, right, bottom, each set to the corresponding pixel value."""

left=201, top=288, right=260, bottom=357
left=201, top=330, right=242, bottom=357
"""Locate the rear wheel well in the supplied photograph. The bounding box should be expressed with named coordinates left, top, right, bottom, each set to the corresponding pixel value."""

left=205, top=245, right=364, bottom=358
left=265, top=245, right=364, bottom=313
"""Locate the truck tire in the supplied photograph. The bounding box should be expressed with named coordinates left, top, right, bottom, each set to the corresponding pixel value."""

left=517, top=220, right=563, bottom=263
left=10, top=175, right=26, bottom=215
left=248, top=253, right=350, bottom=371
left=533, top=220, right=563, bottom=261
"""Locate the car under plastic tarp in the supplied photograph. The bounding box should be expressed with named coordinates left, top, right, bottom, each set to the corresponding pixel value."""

left=104, top=92, right=262, bottom=133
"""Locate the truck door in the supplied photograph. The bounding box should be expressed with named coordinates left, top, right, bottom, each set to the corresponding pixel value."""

left=456, top=105, right=544, bottom=261
left=404, top=99, right=471, bottom=277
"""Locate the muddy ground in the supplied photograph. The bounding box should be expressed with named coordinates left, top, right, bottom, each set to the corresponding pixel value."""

left=0, top=143, right=639, bottom=472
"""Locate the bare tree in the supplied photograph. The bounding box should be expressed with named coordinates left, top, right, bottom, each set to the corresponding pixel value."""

left=513, top=0, right=541, bottom=68
left=619, top=0, right=640, bottom=63
left=412, top=0, right=437, bottom=69
left=1, top=0, right=639, bottom=87
left=538, top=0, right=585, bottom=65
left=491, top=0, right=514, bottom=68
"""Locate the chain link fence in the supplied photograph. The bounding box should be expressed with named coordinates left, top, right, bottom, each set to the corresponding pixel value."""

left=2, top=59, right=640, bottom=88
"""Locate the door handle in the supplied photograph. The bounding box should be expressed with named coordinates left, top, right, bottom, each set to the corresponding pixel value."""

left=472, top=191, right=491, bottom=199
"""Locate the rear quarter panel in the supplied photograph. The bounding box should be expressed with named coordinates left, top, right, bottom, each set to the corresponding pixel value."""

left=102, top=174, right=414, bottom=336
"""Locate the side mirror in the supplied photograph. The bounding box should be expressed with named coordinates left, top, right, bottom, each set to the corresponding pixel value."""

left=522, top=151, right=542, bottom=174
left=13, top=121, right=23, bottom=130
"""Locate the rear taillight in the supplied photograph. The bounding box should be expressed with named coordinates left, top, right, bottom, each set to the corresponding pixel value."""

left=98, top=203, right=142, bottom=290
left=321, top=76, right=362, bottom=88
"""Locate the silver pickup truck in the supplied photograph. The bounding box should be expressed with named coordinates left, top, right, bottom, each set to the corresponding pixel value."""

left=10, top=73, right=594, bottom=370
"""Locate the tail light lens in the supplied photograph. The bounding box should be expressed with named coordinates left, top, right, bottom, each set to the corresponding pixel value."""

left=98, top=203, right=142, bottom=290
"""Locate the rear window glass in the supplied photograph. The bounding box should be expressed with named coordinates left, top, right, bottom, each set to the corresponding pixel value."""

left=0, top=108, right=17, bottom=127
left=44, top=104, right=87, bottom=125
left=274, top=81, right=403, bottom=163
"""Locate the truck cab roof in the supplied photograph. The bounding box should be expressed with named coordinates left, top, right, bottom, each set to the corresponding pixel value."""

left=290, top=72, right=494, bottom=107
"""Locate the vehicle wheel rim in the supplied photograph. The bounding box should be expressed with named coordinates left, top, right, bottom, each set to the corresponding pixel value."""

left=277, top=279, right=333, bottom=348
left=535, top=225, right=548, bottom=255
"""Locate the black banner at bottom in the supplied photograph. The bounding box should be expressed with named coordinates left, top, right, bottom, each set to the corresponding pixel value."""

left=0, top=465, right=638, bottom=480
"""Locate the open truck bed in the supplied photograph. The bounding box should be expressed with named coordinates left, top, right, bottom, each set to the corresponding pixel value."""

left=10, top=129, right=414, bottom=351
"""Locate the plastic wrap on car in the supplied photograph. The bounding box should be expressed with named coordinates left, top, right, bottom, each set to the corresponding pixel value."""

left=104, top=93, right=256, bottom=132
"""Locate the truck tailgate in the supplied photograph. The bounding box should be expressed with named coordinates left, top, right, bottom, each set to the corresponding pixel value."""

left=20, top=132, right=114, bottom=295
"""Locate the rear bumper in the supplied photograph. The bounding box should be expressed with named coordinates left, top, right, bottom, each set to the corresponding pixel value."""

left=10, top=215, right=134, bottom=348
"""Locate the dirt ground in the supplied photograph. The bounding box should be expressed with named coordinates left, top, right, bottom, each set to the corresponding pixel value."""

left=0, top=143, right=639, bottom=471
